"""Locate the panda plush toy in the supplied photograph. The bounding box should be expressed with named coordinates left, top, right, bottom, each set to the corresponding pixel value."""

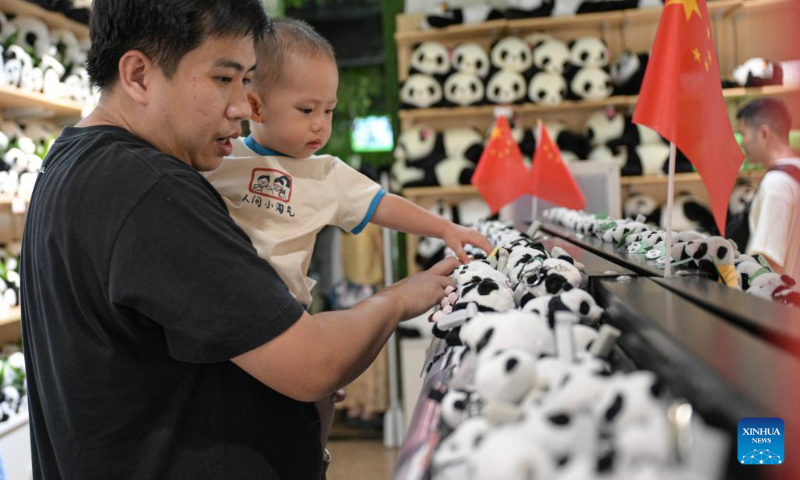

left=532, top=38, right=570, bottom=75
left=729, top=180, right=755, bottom=217
left=409, top=41, right=452, bottom=82
left=732, top=57, right=784, bottom=87
left=538, top=121, right=591, bottom=161
left=661, top=191, right=718, bottom=235
left=490, top=37, right=535, bottom=79
left=568, top=37, right=610, bottom=69
left=528, top=69, right=566, bottom=105
left=392, top=125, right=445, bottom=188
left=486, top=69, right=527, bottom=104
left=452, top=43, right=491, bottom=78
left=400, top=73, right=444, bottom=109
left=424, top=1, right=504, bottom=29
left=623, top=192, right=660, bottom=224
left=610, top=50, right=649, bottom=95
left=564, top=65, right=612, bottom=101
left=443, top=72, right=485, bottom=107
left=435, top=127, right=485, bottom=186
left=505, top=0, right=556, bottom=19
left=10, top=17, right=51, bottom=62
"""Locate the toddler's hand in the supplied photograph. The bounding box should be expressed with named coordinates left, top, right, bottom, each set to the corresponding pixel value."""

left=442, top=223, right=492, bottom=264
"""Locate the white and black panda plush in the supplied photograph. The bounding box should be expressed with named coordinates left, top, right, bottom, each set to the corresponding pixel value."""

left=475, top=348, right=538, bottom=405
left=454, top=276, right=515, bottom=313
left=392, top=125, right=445, bottom=188
left=436, top=156, right=477, bottom=186
left=399, top=74, right=443, bottom=109
left=623, top=192, right=660, bottom=224
left=389, top=157, right=426, bottom=193
left=486, top=69, right=527, bottom=104
left=443, top=72, right=485, bottom=107
left=452, top=43, right=490, bottom=78
left=490, top=37, right=534, bottom=78
left=592, top=371, right=665, bottom=429
left=410, top=41, right=451, bottom=82
left=443, top=127, right=484, bottom=161
left=732, top=57, right=783, bottom=87
left=532, top=38, right=570, bottom=75
left=564, top=65, right=612, bottom=101
left=432, top=417, right=489, bottom=477
left=729, top=180, right=755, bottom=216
left=424, top=2, right=504, bottom=29
left=583, top=109, right=625, bottom=147
left=524, top=258, right=583, bottom=297
left=3, top=45, right=33, bottom=88
left=505, top=0, right=556, bottom=19
left=9, top=16, right=50, bottom=61
left=661, top=192, right=718, bottom=235
left=610, top=51, right=649, bottom=96
left=528, top=70, right=566, bottom=105
left=568, top=37, right=609, bottom=69
left=50, top=29, right=86, bottom=71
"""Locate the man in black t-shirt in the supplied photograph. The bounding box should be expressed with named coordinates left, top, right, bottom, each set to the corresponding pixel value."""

left=20, top=2, right=456, bottom=479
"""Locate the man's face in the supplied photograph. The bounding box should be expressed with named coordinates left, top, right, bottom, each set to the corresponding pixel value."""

left=737, top=119, right=768, bottom=166
left=256, top=54, right=338, bottom=159
left=148, top=36, right=256, bottom=171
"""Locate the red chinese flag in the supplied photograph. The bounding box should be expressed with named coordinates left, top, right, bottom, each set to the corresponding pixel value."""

left=471, top=116, right=530, bottom=214
left=633, top=0, right=744, bottom=234
left=528, top=122, right=586, bottom=210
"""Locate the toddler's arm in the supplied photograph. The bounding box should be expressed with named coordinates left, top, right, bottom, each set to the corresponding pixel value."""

left=370, top=193, right=492, bottom=263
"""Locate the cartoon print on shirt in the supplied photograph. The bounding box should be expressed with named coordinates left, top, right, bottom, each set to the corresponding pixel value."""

left=249, top=168, right=293, bottom=203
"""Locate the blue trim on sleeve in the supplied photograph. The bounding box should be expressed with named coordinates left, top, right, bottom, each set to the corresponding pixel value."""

left=351, top=188, right=386, bottom=235
left=245, top=135, right=289, bottom=157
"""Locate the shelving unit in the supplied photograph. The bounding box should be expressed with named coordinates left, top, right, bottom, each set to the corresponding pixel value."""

left=0, top=0, right=88, bottom=39
left=0, top=84, right=84, bottom=119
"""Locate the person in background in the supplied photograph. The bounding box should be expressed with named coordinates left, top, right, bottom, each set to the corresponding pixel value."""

left=736, top=97, right=800, bottom=281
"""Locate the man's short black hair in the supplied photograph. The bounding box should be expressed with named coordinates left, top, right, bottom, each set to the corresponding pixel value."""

left=737, top=97, right=792, bottom=139
left=87, top=0, right=271, bottom=91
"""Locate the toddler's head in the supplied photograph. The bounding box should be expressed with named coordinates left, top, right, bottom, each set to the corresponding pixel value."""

left=249, top=18, right=338, bottom=159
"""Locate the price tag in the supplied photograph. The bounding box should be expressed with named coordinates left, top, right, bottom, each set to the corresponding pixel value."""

left=646, top=247, right=665, bottom=260
left=11, top=197, right=26, bottom=214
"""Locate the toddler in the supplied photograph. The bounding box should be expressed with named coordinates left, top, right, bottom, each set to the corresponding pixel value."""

left=204, top=17, right=491, bottom=472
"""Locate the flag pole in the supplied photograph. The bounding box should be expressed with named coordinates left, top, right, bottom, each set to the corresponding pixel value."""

left=664, top=142, right=677, bottom=278
left=532, top=120, right=541, bottom=221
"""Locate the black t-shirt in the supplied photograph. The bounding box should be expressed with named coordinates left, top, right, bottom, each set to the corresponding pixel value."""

left=20, top=126, right=319, bottom=480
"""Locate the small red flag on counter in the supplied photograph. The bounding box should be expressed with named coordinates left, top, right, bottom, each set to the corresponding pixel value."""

left=471, top=116, right=530, bottom=214
left=528, top=121, right=586, bottom=210
left=632, top=0, right=744, bottom=234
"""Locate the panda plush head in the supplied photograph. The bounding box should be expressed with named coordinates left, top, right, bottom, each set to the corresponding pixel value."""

left=532, top=38, right=570, bottom=74
left=490, top=37, right=533, bottom=75
left=623, top=192, right=659, bottom=220
left=432, top=417, right=489, bottom=472
left=454, top=276, right=515, bottom=313
left=729, top=180, right=755, bottom=216
left=475, top=348, right=538, bottom=405
left=733, top=57, right=783, bottom=87
left=444, top=72, right=485, bottom=107
left=584, top=109, right=624, bottom=147
left=525, top=258, right=583, bottom=297
left=399, top=74, right=443, bottom=109
left=486, top=69, right=527, bottom=104
left=610, top=50, right=649, bottom=96
left=527, top=70, right=566, bottom=105
left=438, top=388, right=478, bottom=429
left=564, top=65, right=612, bottom=101
left=10, top=16, right=51, bottom=61
left=453, top=43, right=490, bottom=78
left=568, top=37, right=609, bottom=68
left=410, top=41, right=451, bottom=79
left=394, top=125, right=443, bottom=164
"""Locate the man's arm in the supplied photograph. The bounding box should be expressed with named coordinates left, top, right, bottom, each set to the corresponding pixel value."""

left=370, top=193, right=492, bottom=262
left=232, top=257, right=459, bottom=402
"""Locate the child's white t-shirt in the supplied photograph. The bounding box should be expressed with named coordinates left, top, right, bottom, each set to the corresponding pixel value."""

left=204, top=137, right=385, bottom=306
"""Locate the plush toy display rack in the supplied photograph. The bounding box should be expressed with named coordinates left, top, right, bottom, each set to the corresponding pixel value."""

left=393, top=223, right=800, bottom=480
left=0, top=0, right=90, bottom=342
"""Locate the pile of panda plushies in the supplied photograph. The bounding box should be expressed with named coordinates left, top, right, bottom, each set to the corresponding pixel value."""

left=400, top=36, right=651, bottom=110
left=545, top=207, right=800, bottom=306
left=421, top=0, right=663, bottom=29
left=423, top=219, right=728, bottom=480
left=0, top=247, right=20, bottom=315
left=0, top=12, right=94, bottom=105
left=0, top=120, right=57, bottom=199
left=0, top=343, right=26, bottom=425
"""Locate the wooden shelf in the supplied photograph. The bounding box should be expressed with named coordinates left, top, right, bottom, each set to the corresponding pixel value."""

left=398, top=85, right=800, bottom=129
left=396, top=0, right=747, bottom=47
left=0, top=84, right=83, bottom=118
left=620, top=169, right=765, bottom=186
left=0, top=0, right=89, bottom=39
left=0, top=195, right=31, bottom=207
left=0, top=306, right=21, bottom=327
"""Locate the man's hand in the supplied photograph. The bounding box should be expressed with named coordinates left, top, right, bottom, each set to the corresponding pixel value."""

left=442, top=223, right=493, bottom=263
left=387, top=257, right=459, bottom=320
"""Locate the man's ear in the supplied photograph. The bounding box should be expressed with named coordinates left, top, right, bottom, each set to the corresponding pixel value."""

left=118, top=50, right=153, bottom=105
left=757, top=123, right=771, bottom=142
left=248, top=93, right=264, bottom=122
